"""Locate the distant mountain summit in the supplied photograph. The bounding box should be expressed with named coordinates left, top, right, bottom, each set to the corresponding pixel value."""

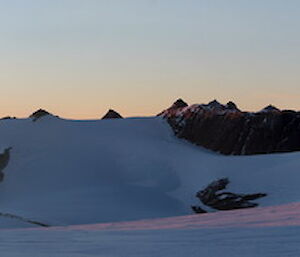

left=159, top=99, right=241, bottom=117
left=159, top=99, right=300, bottom=155
left=260, top=105, right=281, bottom=113
left=30, top=109, right=51, bottom=122
left=157, top=98, right=188, bottom=116
left=171, top=98, right=188, bottom=109
left=102, top=109, right=123, bottom=119
left=225, top=101, right=240, bottom=111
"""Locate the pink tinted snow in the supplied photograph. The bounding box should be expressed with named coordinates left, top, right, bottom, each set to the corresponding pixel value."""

left=29, top=202, right=300, bottom=232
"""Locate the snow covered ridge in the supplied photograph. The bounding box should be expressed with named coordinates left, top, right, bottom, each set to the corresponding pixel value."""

left=1, top=109, right=300, bottom=256
left=158, top=99, right=300, bottom=155
left=1, top=115, right=300, bottom=229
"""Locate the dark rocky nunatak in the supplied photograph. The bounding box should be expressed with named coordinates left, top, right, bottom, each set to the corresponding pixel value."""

left=192, top=178, right=267, bottom=212
left=30, top=109, right=51, bottom=122
left=102, top=109, right=123, bottom=119
left=159, top=99, right=300, bottom=155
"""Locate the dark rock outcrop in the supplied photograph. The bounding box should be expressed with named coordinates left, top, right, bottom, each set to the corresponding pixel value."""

left=0, top=116, right=16, bottom=120
left=159, top=99, right=300, bottom=155
left=0, top=147, right=12, bottom=182
left=192, top=178, right=267, bottom=212
left=191, top=206, right=207, bottom=214
left=102, top=109, right=123, bottom=119
left=30, top=109, right=51, bottom=122
left=157, top=98, right=188, bottom=116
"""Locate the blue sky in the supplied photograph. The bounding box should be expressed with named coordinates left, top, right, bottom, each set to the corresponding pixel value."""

left=0, top=0, right=299, bottom=118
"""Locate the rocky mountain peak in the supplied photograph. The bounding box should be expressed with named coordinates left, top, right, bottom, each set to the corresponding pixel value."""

left=260, top=105, right=281, bottom=113
left=225, top=101, right=239, bottom=111
left=171, top=99, right=188, bottom=109
left=159, top=100, right=300, bottom=155
left=102, top=109, right=123, bottom=119
left=30, top=109, right=51, bottom=122
left=207, top=99, right=223, bottom=108
left=157, top=99, right=188, bottom=117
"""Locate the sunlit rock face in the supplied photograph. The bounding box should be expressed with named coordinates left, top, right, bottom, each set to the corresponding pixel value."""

left=159, top=99, right=300, bottom=155
left=157, top=98, right=188, bottom=117
left=101, top=109, right=123, bottom=119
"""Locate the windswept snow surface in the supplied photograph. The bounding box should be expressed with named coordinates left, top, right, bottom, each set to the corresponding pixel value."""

left=1, top=116, right=300, bottom=256
left=2, top=204, right=300, bottom=257
left=0, top=116, right=300, bottom=227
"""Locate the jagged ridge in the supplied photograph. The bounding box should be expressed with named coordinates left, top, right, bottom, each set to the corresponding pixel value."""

left=159, top=99, right=300, bottom=155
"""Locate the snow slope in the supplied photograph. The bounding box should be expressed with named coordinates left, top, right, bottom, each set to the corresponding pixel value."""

left=0, top=115, right=300, bottom=228
left=1, top=204, right=300, bottom=257
left=2, top=226, right=300, bottom=257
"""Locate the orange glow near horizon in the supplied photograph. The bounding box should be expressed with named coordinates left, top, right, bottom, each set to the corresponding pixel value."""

left=0, top=1, right=299, bottom=119
left=1, top=91, right=300, bottom=119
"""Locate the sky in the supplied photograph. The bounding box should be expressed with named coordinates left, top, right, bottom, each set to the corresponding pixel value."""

left=0, top=0, right=299, bottom=118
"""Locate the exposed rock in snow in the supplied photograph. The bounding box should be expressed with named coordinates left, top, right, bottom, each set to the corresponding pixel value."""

left=102, top=109, right=123, bottom=119
left=159, top=99, right=300, bottom=155
left=30, top=109, right=51, bottom=122
left=193, top=178, right=267, bottom=212
left=191, top=206, right=207, bottom=214
left=0, top=147, right=12, bottom=182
